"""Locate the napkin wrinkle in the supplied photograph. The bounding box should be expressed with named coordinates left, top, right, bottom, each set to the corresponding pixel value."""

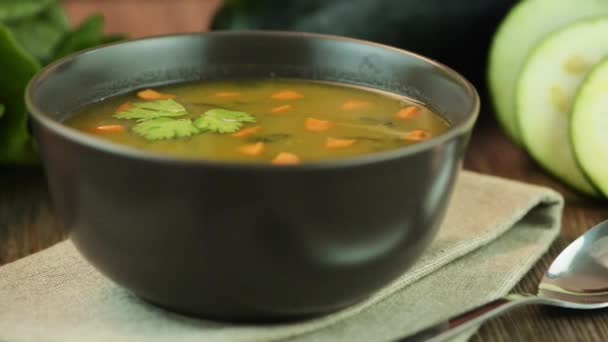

left=0, top=171, right=564, bottom=342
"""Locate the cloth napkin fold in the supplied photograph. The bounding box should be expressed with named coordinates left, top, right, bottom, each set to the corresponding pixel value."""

left=0, top=171, right=563, bottom=342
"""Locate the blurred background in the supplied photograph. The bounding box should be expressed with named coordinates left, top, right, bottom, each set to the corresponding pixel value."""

left=63, top=0, right=515, bottom=107
left=65, top=0, right=221, bottom=37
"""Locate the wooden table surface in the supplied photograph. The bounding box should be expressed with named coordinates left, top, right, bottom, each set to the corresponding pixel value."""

left=2, top=1, right=607, bottom=341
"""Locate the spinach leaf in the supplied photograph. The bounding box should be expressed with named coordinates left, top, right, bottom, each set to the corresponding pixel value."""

left=0, top=1, right=124, bottom=164
left=5, top=1, right=69, bottom=63
left=102, top=33, right=128, bottom=45
left=52, top=14, right=106, bottom=60
left=0, top=0, right=54, bottom=23
left=0, top=24, right=40, bottom=163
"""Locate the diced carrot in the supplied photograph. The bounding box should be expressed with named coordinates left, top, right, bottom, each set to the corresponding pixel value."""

left=116, top=102, right=134, bottom=113
left=272, top=152, right=301, bottom=166
left=94, top=125, right=126, bottom=133
left=326, top=137, right=357, bottom=149
left=238, top=142, right=265, bottom=156
left=137, top=89, right=176, bottom=100
left=271, top=90, right=304, bottom=100
left=214, top=91, right=241, bottom=98
left=305, top=117, right=334, bottom=132
left=232, top=126, right=261, bottom=138
left=395, top=106, right=419, bottom=120
left=404, top=130, right=430, bottom=141
left=340, top=100, right=371, bottom=111
left=271, top=104, right=293, bottom=114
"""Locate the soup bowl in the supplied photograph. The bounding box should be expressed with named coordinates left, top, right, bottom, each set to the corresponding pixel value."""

left=26, top=31, right=479, bottom=321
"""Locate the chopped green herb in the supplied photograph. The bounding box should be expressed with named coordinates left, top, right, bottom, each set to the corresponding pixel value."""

left=114, top=99, right=188, bottom=122
left=194, top=108, right=256, bottom=134
left=358, top=117, right=396, bottom=127
left=247, top=133, right=290, bottom=143
left=343, top=136, right=384, bottom=142
left=132, top=118, right=199, bottom=141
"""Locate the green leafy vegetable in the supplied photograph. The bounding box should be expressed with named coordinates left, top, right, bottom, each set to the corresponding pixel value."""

left=0, top=0, right=124, bottom=164
left=6, top=1, right=70, bottom=63
left=194, top=108, right=256, bottom=134
left=102, top=33, right=128, bottom=45
left=114, top=99, right=257, bottom=140
left=132, top=118, right=199, bottom=140
left=0, top=24, right=40, bottom=163
left=52, top=14, right=105, bottom=60
left=0, top=0, right=54, bottom=22
left=114, top=99, right=189, bottom=122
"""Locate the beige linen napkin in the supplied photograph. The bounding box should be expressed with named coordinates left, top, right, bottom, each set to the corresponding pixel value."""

left=0, top=171, right=563, bottom=342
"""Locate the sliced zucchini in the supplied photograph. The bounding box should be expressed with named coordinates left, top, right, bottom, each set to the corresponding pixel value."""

left=488, top=0, right=608, bottom=144
left=517, top=18, right=608, bottom=196
left=571, top=58, right=608, bottom=197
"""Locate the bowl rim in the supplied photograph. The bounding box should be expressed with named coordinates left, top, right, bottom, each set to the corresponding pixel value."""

left=26, top=30, right=480, bottom=171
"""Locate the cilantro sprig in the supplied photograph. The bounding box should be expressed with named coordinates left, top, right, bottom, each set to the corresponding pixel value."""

left=113, top=98, right=257, bottom=141
left=194, top=108, right=256, bottom=134
left=132, top=118, right=199, bottom=140
left=114, top=99, right=188, bottom=121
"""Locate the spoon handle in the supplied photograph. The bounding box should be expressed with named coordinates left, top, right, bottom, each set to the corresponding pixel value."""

left=396, top=294, right=544, bottom=342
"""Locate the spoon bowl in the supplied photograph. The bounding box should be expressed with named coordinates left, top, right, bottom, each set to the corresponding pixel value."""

left=540, top=220, right=608, bottom=304
left=400, top=219, right=608, bottom=341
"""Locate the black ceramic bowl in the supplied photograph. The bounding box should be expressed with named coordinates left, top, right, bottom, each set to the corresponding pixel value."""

left=26, top=31, right=479, bottom=321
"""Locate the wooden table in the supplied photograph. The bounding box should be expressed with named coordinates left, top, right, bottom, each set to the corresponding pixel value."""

left=2, top=1, right=607, bottom=340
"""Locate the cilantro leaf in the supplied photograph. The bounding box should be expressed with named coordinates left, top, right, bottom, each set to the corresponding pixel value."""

left=114, top=99, right=188, bottom=122
left=132, top=118, right=198, bottom=140
left=194, top=108, right=256, bottom=134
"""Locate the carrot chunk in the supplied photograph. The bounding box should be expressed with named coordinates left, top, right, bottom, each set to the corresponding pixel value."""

left=340, top=100, right=371, bottom=111
left=395, top=106, right=419, bottom=120
left=271, top=90, right=304, bottom=100
left=272, top=152, right=301, bottom=166
left=404, top=130, right=430, bottom=141
left=238, top=142, right=265, bottom=156
left=271, top=104, right=293, bottom=114
left=232, top=126, right=261, bottom=138
left=137, top=89, right=176, bottom=100
left=305, top=118, right=334, bottom=132
left=326, top=137, right=357, bottom=149
left=94, top=125, right=126, bottom=133
left=214, top=92, right=241, bottom=98
left=116, top=102, right=134, bottom=113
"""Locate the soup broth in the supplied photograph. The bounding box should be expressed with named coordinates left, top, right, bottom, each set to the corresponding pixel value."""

left=66, top=79, right=450, bottom=164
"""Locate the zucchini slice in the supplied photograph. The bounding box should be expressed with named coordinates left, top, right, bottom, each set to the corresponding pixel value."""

left=517, top=18, right=607, bottom=196
left=571, top=58, right=608, bottom=197
left=488, top=0, right=608, bottom=144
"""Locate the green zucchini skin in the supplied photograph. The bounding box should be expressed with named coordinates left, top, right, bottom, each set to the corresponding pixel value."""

left=517, top=18, right=608, bottom=197
left=571, top=57, right=608, bottom=197
left=488, top=0, right=608, bottom=145
left=212, top=0, right=516, bottom=104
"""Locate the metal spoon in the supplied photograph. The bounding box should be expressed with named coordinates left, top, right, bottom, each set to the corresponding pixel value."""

left=398, top=219, right=608, bottom=342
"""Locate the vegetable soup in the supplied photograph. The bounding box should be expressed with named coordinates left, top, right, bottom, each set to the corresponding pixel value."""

left=66, top=79, right=450, bottom=164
